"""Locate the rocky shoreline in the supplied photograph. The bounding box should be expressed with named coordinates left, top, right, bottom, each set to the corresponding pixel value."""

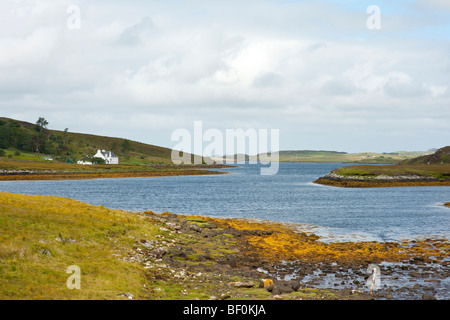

left=314, top=172, right=450, bottom=188
left=132, top=212, right=450, bottom=300
left=0, top=168, right=226, bottom=181
left=1, top=191, right=448, bottom=300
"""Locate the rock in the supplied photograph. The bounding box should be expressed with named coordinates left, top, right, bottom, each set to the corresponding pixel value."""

left=139, top=240, right=154, bottom=248
left=38, top=248, right=51, bottom=256
left=190, top=224, right=202, bottom=233
left=225, top=258, right=237, bottom=268
left=55, top=236, right=76, bottom=243
left=150, top=246, right=169, bottom=258
left=220, top=293, right=231, bottom=300
left=228, top=281, right=255, bottom=288
left=287, top=280, right=300, bottom=291
left=165, top=222, right=182, bottom=231
left=424, top=279, right=440, bottom=283
left=117, top=292, right=134, bottom=299
left=205, top=223, right=218, bottom=229
left=422, top=294, right=436, bottom=300
left=271, top=282, right=296, bottom=295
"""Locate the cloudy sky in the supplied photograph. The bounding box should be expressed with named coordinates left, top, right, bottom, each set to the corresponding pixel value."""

left=0, top=0, right=449, bottom=153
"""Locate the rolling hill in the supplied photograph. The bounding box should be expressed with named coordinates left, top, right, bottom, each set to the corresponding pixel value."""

left=400, top=146, right=450, bottom=165
left=0, top=117, right=176, bottom=165
left=219, top=149, right=433, bottom=164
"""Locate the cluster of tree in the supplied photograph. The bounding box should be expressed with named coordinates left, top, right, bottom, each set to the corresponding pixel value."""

left=0, top=118, right=73, bottom=160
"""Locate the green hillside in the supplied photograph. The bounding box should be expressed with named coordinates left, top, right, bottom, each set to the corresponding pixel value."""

left=400, top=146, right=450, bottom=165
left=0, top=117, right=175, bottom=165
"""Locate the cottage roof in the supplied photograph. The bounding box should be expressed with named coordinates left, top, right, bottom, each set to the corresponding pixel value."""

left=98, top=150, right=118, bottom=158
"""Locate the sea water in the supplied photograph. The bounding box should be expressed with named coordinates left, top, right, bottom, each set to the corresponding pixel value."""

left=1, top=162, right=449, bottom=242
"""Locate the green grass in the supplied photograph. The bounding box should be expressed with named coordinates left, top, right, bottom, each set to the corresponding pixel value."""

left=334, top=164, right=450, bottom=180
left=1, top=149, right=49, bottom=162
left=0, top=192, right=163, bottom=299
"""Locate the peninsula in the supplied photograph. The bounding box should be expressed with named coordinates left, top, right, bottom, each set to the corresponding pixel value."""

left=314, top=146, right=450, bottom=188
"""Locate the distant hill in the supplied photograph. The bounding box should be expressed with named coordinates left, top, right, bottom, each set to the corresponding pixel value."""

left=217, top=149, right=432, bottom=164
left=276, top=150, right=431, bottom=163
left=401, top=146, right=450, bottom=165
left=0, top=117, right=177, bottom=164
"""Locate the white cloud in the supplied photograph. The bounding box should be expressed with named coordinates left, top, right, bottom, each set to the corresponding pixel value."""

left=0, top=0, right=449, bottom=152
left=0, top=27, right=58, bottom=68
left=416, top=0, right=450, bottom=10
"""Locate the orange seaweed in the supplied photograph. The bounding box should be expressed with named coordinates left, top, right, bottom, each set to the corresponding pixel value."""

left=205, top=217, right=450, bottom=265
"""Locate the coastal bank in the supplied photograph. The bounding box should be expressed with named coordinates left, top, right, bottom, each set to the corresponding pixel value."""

left=1, top=192, right=448, bottom=300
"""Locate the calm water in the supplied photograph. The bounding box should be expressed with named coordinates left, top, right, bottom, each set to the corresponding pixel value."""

left=1, top=162, right=449, bottom=242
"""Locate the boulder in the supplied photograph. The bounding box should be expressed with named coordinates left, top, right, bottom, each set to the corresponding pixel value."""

left=150, top=246, right=169, bottom=258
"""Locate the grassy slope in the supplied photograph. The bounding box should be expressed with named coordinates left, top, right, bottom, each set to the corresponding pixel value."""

left=0, top=117, right=178, bottom=165
left=331, top=147, right=450, bottom=180
left=0, top=193, right=282, bottom=300
left=401, top=146, right=450, bottom=165
left=0, top=192, right=162, bottom=299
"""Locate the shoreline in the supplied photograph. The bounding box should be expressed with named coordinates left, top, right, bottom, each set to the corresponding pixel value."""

left=1, top=192, right=449, bottom=300
left=0, top=167, right=229, bottom=181
left=313, top=177, right=450, bottom=188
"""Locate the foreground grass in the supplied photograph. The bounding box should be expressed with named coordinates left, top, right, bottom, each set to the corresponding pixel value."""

left=0, top=192, right=163, bottom=299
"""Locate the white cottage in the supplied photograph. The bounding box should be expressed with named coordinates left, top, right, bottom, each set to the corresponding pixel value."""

left=93, top=149, right=119, bottom=164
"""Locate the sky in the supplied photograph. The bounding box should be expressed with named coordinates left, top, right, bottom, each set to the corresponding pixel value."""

left=0, top=0, right=449, bottom=153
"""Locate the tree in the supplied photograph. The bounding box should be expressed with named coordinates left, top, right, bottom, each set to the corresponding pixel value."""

left=121, top=139, right=131, bottom=154
left=92, top=157, right=106, bottom=165
left=36, top=117, right=49, bottom=129
left=34, top=117, right=49, bottom=153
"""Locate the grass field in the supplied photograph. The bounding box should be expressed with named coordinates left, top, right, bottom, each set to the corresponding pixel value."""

left=0, top=192, right=162, bottom=299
